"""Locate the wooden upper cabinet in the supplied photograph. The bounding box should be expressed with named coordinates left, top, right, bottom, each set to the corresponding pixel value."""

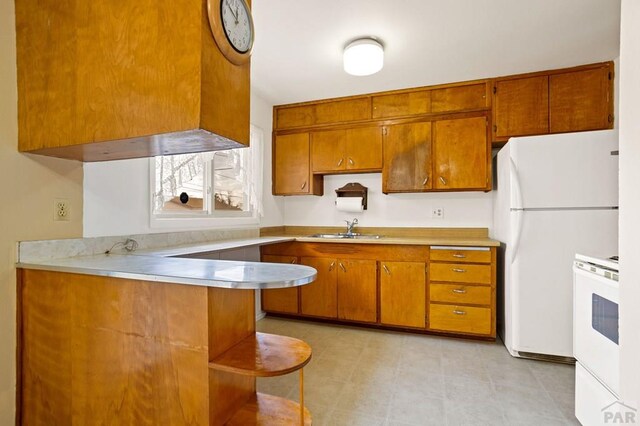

left=300, top=257, right=338, bottom=318
left=311, top=126, right=382, bottom=173
left=382, top=122, right=433, bottom=193
left=15, top=0, right=249, bottom=162
left=273, top=133, right=322, bottom=196
left=433, top=115, right=490, bottom=191
left=337, top=259, right=377, bottom=323
left=276, top=98, right=371, bottom=129
left=380, top=261, right=426, bottom=328
left=431, top=83, right=488, bottom=113
left=372, top=91, right=431, bottom=119
left=494, top=76, right=549, bottom=139
left=549, top=65, right=613, bottom=133
left=261, top=255, right=299, bottom=314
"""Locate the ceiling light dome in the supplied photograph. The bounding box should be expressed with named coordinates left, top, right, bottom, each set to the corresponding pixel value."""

left=343, top=38, right=384, bottom=76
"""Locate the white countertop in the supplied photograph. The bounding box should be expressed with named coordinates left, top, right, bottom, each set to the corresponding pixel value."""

left=17, top=238, right=316, bottom=290
left=134, top=236, right=295, bottom=257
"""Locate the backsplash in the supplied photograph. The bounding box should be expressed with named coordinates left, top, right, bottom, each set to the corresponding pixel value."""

left=18, top=227, right=258, bottom=263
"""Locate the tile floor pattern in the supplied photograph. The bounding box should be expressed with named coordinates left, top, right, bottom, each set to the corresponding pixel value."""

left=256, top=317, right=578, bottom=426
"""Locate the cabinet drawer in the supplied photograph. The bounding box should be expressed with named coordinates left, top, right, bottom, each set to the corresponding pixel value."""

left=431, top=83, right=488, bottom=113
left=430, top=263, right=491, bottom=284
left=429, top=304, right=491, bottom=335
left=430, top=248, right=491, bottom=264
left=430, top=284, right=491, bottom=306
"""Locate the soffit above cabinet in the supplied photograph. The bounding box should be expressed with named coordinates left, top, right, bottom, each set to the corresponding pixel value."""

left=15, top=0, right=251, bottom=162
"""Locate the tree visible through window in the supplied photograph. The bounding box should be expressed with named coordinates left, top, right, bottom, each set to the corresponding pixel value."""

left=152, top=125, right=263, bottom=218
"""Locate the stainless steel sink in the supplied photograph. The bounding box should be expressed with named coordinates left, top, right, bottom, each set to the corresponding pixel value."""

left=308, top=233, right=382, bottom=240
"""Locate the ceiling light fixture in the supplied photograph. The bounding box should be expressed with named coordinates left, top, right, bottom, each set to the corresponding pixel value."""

left=343, top=38, right=384, bottom=76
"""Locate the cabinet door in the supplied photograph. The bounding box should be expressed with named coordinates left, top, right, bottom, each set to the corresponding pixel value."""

left=372, top=91, right=431, bottom=119
left=345, top=126, right=383, bottom=171
left=300, top=257, right=338, bottom=318
left=382, top=122, right=432, bottom=193
left=337, top=259, right=377, bottom=322
left=550, top=66, right=612, bottom=133
left=311, top=129, right=346, bottom=172
left=380, top=261, right=426, bottom=328
left=261, top=255, right=299, bottom=313
left=274, top=133, right=319, bottom=195
left=494, top=76, right=549, bottom=139
left=433, top=116, right=489, bottom=190
left=431, top=83, right=488, bottom=113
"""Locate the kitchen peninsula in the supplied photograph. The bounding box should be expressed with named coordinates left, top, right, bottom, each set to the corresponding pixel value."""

left=16, top=251, right=316, bottom=425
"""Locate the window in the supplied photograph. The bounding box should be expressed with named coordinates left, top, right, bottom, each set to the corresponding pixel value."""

left=151, top=125, right=263, bottom=225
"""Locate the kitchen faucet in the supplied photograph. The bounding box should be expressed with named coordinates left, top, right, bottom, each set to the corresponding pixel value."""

left=344, top=218, right=358, bottom=235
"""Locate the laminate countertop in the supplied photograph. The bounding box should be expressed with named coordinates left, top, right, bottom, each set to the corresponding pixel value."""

left=17, top=237, right=315, bottom=290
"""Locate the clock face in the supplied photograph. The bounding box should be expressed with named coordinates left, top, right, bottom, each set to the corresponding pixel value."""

left=220, top=0, right=253, bottom=53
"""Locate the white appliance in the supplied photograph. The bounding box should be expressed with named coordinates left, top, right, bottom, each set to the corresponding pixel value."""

left=492, top=130, right=618, bottom=359
left=574, top=254, right=620, bottom=425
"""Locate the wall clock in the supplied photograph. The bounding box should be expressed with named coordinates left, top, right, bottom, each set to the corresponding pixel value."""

left=208, top=0, right=255, bottom=65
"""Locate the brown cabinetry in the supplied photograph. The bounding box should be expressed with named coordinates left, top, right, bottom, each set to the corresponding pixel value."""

left=337, top=259, right=378, bottom=322
left=273, top=133, right=323, bottom=196
left=261, top=242, right=496, bottom=339
left=276, top=98, right=371, bottom=129
left=380, top=261, right=426, bottom=328
left=300, top=257, right=338, bottom=318
left=549, top=66, right=613, bottom=133
left=493, top=62, right=613, bottom=142
left=261, top=255, right=299, bottom=314
left=311, top=126, right=382, bottom=173
left=428, top=247, right=495, bottom=337
left=433, top=116, right=490, bottom=190
left=382, top=121, right=433, bottom=193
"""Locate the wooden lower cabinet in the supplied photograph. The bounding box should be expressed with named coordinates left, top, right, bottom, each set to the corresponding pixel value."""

left=380, top=261, right=426, bottom=328
left=300, top=257, right=338, bottom=318
left=261, top=243, right=497, bottom=340
left=337, top=259, right=377, bottom=322
left=261, top=255, right=299, bottom=314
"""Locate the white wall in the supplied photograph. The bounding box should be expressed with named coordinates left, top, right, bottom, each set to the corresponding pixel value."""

left=83, top=93, right=284, bottom=237
left=618, top=0, right=640, bottom=411
left=283, top=173, right=493, bottom=228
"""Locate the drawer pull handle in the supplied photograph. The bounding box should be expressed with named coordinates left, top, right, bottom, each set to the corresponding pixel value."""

left=329, top=261, right=336, bottom=271
left=452, top=288, right=467, bottom=294
left=452, top=268, right=467, bottom=273
left=422, top=177, right=429, bottom=185
left=339, top=262, right=346, bottom=272
left=290, top=259, right=297, bottom=264
left=348, top=157, right=355, bottom=165
left=453, top=310, right=467, bottom=315
left=383, top=264, right=391, bottom=275
left=337, top=158, right=344, bottom=167
left=452, top=254, right=466, bottom=258
left=301, top=181, right=307, bottom=190
left=439, top=176, right=447, bottom=185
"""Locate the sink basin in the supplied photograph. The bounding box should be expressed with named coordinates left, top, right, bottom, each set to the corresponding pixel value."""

left=308, top=233, right=382, bottom=240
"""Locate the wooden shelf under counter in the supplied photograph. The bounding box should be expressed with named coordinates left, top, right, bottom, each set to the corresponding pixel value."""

left=210, top=332, right=312, bottom=377
left=226, top=392, right=312, bottom=426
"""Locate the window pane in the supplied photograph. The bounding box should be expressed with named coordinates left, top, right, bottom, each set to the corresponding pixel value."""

left=153, top=154, right=208, bottom=214
left=213, top=149, right=248, bottom=212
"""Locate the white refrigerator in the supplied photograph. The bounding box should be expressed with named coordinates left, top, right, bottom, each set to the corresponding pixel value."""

left=492, top=130, right=618, bottom=359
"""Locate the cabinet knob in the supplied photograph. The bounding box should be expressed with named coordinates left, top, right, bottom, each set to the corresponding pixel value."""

left=337, top=158, right=343, bottom=167
left=439, top=176, right=447, bottom=185
left=383, top=264, right=391, bottom=275
left=329, top=261, right=336, bottom=271
left=339, top=262, right=346, bottom=272
left=290, top=259, right=297, bottom=264
left=300, top=181, right=307, bottom=190
left=422, top=177, right=429, bottom=185
left=452, top=268, right=466, bottom=273
left=452, top=288, right=467, bottom=294
left=348, top=158, right=355, bottom=166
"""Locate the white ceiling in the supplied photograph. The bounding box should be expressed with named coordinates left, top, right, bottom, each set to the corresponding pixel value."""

left=250, top=0, right=621, bottom=106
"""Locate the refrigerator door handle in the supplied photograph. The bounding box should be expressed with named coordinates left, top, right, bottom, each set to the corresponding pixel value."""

left=510, top=157, right=525, bottom=264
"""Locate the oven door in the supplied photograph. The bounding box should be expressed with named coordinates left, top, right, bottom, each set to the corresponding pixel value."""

left=573, top=265, right=619, bottom=395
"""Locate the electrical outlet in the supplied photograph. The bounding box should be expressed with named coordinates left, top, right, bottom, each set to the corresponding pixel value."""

left=431, top=207, right=444, bottom=219
left=54, top=199, right=70, bottom=221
